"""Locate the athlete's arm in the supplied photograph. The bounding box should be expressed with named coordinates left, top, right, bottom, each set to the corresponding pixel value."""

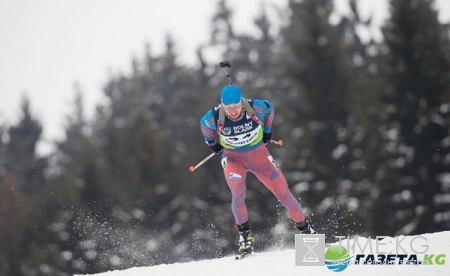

left=200, top=110, right=218, bottom=146
left=253, top=100, right=274, bottom=133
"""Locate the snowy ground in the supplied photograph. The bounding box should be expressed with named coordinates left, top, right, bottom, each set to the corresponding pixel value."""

left=78, top=231, right=450, bottom=276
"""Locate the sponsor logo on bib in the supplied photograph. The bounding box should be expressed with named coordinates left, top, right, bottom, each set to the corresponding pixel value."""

left=223, top=127, right=232, bottom=135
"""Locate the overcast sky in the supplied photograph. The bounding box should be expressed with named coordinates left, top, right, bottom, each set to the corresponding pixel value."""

left=1, top=0, right=449, bottom=155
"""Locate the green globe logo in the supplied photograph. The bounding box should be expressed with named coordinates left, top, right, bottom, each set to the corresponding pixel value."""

left=325, top=245, right=354, bottom=272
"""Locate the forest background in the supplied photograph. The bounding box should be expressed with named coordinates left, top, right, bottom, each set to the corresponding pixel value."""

left=1, top=0, right=450, bottom=275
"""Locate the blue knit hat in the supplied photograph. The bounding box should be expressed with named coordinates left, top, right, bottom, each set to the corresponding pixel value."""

left=221, top=85, right=242, bottom=104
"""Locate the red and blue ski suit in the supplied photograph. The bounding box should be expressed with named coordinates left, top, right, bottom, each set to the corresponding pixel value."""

left=200, top=99, right=306, bottom=226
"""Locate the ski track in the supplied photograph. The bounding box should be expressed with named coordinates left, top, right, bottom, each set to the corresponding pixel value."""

left=78, top=231, right=450, bottom=276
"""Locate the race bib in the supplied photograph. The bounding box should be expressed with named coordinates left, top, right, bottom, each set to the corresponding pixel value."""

left=221, top=126, right=261, bottom=147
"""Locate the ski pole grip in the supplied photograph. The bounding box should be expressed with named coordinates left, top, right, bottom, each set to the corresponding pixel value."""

left=219, top=61, right=231, bottom=68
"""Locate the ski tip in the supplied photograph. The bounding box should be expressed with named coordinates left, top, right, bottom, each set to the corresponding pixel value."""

left=189, top=166, right=195, bottom=172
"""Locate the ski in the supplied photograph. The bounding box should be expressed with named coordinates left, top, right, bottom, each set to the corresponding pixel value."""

left=235, top=251, right=252, bottom=260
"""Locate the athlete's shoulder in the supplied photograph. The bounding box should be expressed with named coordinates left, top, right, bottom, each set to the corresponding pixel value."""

left=252, top=99, right=268, bottom=107
left=250, top=99, right=272, bottom=115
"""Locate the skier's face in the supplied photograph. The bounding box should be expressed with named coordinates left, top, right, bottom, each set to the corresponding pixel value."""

left=224, top=103, right=243, bottom=120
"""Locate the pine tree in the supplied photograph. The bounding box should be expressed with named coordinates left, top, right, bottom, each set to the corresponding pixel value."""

left=5, top=97, right=47, bottom=195
left=0, top=98, right=53, bottom=275
left=284, top=0, right=356, bottom=235
left=377, top=0, right=450, bottom=234
left=333, top=0, right=387, bottom=236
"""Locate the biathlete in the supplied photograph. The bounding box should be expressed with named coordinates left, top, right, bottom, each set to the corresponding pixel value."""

left=199, top=85, right=315, bottom=256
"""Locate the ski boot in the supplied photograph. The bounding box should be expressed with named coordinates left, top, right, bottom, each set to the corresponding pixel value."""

left=295, top=218, right=316, bottom=234
left=235, top=223, right=254, bottom=260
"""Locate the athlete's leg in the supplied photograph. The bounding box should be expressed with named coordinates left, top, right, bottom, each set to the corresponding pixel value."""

left=222, top=150, right=249, bottom=225
left=248, top=144, right=306, bottom=223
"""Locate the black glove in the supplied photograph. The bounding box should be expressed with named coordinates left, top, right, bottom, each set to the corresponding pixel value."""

left=263, top=132, right=272, bottom=145
left=209, top=143, right=224, bottom=155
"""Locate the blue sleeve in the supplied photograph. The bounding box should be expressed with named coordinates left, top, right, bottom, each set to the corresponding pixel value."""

left=200, top=110, right=217, bottom=145
left=252, top=100, right=274, bottom=133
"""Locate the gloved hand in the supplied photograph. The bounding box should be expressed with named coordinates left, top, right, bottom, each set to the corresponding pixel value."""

left=263, top=132, right=272, bottom=145
left=209, top=143, right=224, bottom=155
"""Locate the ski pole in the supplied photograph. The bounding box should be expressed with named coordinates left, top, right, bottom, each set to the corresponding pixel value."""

left=189, top=152, right=216, bottom=172
left=190, top=140, right=283, bottom=172
left=270, top=139, right=283, bottom=146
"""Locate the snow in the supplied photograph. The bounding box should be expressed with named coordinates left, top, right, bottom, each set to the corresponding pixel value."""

left=78, top=231, right=450, bottom=276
